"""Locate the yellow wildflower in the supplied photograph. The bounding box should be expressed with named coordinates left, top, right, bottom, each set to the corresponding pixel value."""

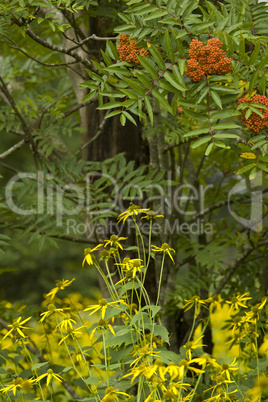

left=104, top=234, right=128, bottom=249
left=0, top=377, right=34, bottom=396
left=82, top=244, right=103, bottom=267
left=226, top=292, right=252, bottom=314
left=84, top=298, right=127, bottom=319
left=117, top=204, right=150, bottom=224
left=151, top=243, right=175, bottom=263
left=46, top=278, right=75, bottom=300
left=101, top=386, right=129, bottom=402
left=2, top=316, right=32, bottom=340
left=184, top=335, right=206, bottom=360
left=34, top=368, right=63, bottom=386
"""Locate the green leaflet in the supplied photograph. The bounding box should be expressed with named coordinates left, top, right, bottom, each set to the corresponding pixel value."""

left=205, top=142, right=214, bottom=156
left=236, top=163, right=256, bottom=175
left=138, top=56, right=159, bottom=80
left=184, top=127, right=209, bottom=138
left=164, top=29, right=175, bottom=62
left=191, top=135, right=212, bottom=149
left=151, top=89, right=173, bottom=114
left=144, top=96, right=153, bottom=125
left=210, top=90, right=222, bottom=109
left=164, top=71, right=185, bottom=92
left=149, top=45, right=166, bottom=70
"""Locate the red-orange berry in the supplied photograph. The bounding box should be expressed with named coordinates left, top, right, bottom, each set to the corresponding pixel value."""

left=186, top=38, right=232, bottom=82
left=237, top=95, right=268, bottom=133
left=117, top=34, right=148, bottom=64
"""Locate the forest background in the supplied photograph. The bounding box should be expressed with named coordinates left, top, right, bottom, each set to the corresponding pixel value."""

left=0, top=0, right=268, bottom=400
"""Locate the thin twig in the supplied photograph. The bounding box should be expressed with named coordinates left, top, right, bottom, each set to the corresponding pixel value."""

left=0, top=139, right=26, bottom=159
left=0, top=76, right=39, bottom=170
left=75, top=111, right=109, bottom=155
left=63, top=95, right=98, bottom=117
left=4, top=37, right=79, bottom=68
left=0, top=161, right=20, bottom=173
left=23, top=24, right=99, bottom=73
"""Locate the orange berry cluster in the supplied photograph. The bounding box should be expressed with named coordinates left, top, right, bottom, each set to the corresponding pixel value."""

left=186, top=38, right=232, bottom=82
left=117, top=34, right=148, bottom=64
left=237, top=95, right=268, bottom=132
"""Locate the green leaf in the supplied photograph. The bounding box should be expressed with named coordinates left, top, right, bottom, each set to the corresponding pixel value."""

left=105, top=110, right=122, bottom=119
left=205, top=142, right=214, bottom=156
left=213, top=133, right=239, bottom=139
left=164, top=29, right=175, bottom=62
left=125, top=78, right=146, bottom=95
left=191, top=135, right=211, bottom=149
left=214, top=141, right=230, bottom=149
left=84, top=377, right=101, bottom=385
left=211, top=110, right=240, bottom=119
left=153, top=324, right=170, bottom=343
left=251, top=140, right=267, bottom=150
left=137, top=56, right=159, bottom=80
left=245, top=108, right=252, bottom=119
left=32, top=362, right=49, bottom=371
left=81, top=91, right=97, bottom=102
left=164, top=71, right=185, bottom=92
left=149, top=45, right=166, bottom=70
left=151, top=89, right=173, bottom=114
left=257, top=162, right=268, bottom=173
left=236, top=163, right=256, bottom=175
left=249, top=167, right=257, bottom=180
left=248, top=70, right=259, bottom=96
left=144, top=96, right=153, bottom=125
left=197, top=87, right=209, bottom=104
left=98, top=101, right=123, bottom=110
left=106, top=40, right=118, bottom=59
left=184, top=127, right=209, bottom=137
left=249, top=41, right=261, bottom=65
left=120, top=113, right=126, bottom=126
left=211, top=123, right=240, bottom=130
left=256, top=54, right=268, bottom=70
left=210, top=90, right=222, bottom=109
left=122, top=111, right=137, bottom=125
left=143, top=9, right=168, bottom=20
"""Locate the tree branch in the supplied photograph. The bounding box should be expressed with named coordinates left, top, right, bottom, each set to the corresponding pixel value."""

left=7, top=44, right=78, bottom=67
left=0, top=139, right=26, bottom=159
left=215, top=239, right=268, bottom=294
left=0, top=76, right=39, bottom=170
left=68, top=33, right=117, bottom=52
left=0, top=221, right=95, bottom=245
left=22, top=24, right=99, bottom=73
left=75, top=110, right=109, bottom=155
left=63, top=95, right=98, bottom=117
left=0, top=161, right=20, bottom=173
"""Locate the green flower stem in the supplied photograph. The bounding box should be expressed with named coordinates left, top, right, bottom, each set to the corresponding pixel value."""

left=133, top=217, right=141, bottom=260
left=55, top=317, right=96, bottom=398
left=189, top=372, right=203, bottom=402
left=134, top=218, right=146, bottom=266
left=156, top=253, right=166, bottom=306
left=145, top=220, right=153, bottom=271
left=187, top=304, right=197, bottom=342
left=102, top=331, right=110, bottom=386
left=104, top=260, right=119, bottom=298
left=94, top=262, right=114, bottom=298
left=21, top=339, right=45, bottom=401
